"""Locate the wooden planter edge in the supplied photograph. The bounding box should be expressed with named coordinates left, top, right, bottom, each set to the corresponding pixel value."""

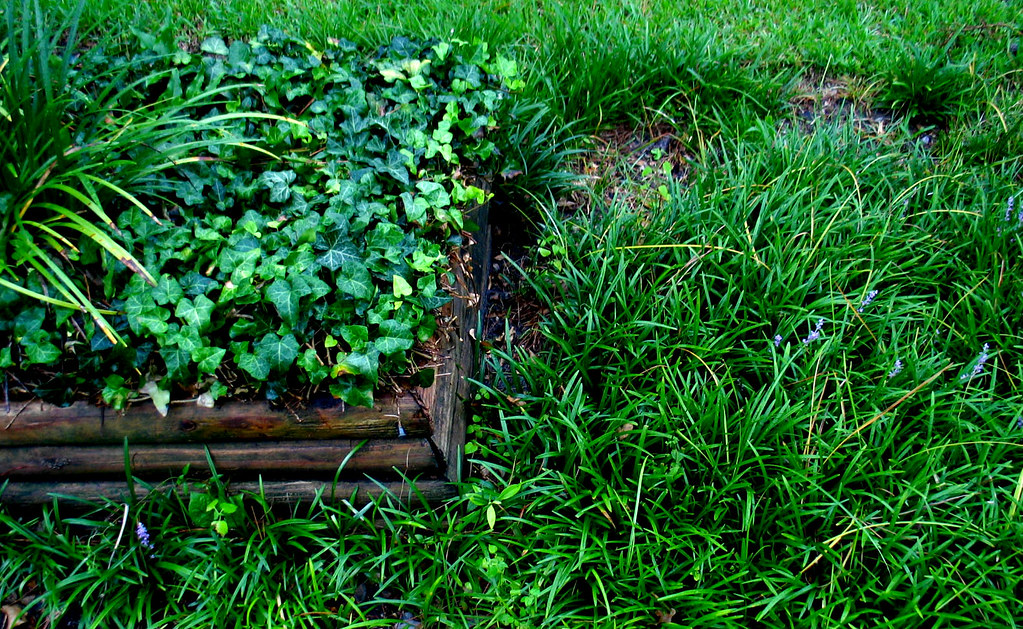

left=0, top=200, right=490, bottom=505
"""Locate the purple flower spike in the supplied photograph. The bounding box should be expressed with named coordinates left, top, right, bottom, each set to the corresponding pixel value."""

left=136, top=522, right=154, bottom=550
left=803, top=319, right=824, bottom=345
left=961, top=343, right=991, bottom=380
left=858, top=290, right=878, bottom=313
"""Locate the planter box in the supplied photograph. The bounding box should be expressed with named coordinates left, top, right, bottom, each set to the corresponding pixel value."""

left=0, top=205, right=490, bottom=506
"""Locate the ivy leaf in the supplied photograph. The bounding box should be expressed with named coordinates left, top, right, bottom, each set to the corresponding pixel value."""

left=416, top=180, right=450, bottom=208
left=392, top=275, right=413, bottom=298
left=255, top=333, right=299, bottom=371
left=162, top=347, right=192, bottom=379
left=400, top=191, right=429, bottom=224
left=338, top=260, right=373, bottom=300
left=14, top=307, right=46, bottom=337
left=266, top=278, right=299, bottom=326
left=260, top=170, right=297, bottom=203
left=135, top=307, right=171, bottom=336
left=339, top=346, right=380, bottom=382
left=176, top=295, right=216, bottom=331
left=316, top=230, right=360, bottom=272
left=152, top=274, right=184, bottom=306
left=179, top=271, right=218, bottom=297
left=201, top=36, right=230, bottom=56
left=236, top=352, right=270, bottom=381
left=374, top=319, right=414, bottom=356
left=329, top=378, right=374, bottom=408
left=298, top=348, right=329, bottom=385
left=169, top=325, right=203, bottom=355
left=194, top=347, right=227, bottom=374
left=22, top=330, right=60, bottom=365
left=340, top=325, right=369, bottom=352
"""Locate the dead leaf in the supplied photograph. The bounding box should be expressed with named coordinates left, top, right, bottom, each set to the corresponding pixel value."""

left=655, top=608, right=676, bottom=624
left=196, top=392, right=215, bottom=409
left=140, top=380, right=170, bottom=417
left=2, top=604, right=24, bottom=629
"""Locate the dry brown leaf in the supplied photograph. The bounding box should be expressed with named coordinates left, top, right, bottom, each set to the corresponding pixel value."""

left=2, top=604, right=25, bottom=629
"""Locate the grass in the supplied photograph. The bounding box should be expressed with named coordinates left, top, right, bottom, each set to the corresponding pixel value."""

left=4, top=0, right=1023, bottom=627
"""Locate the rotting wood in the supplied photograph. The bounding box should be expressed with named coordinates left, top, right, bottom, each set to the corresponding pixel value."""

left=0, top=478, right=456, bottom=506
left=425, top=199, right=491, bottom=482
left=0, top=394, right=428, bottom=447
left=0, top=438, right=439, bottom=479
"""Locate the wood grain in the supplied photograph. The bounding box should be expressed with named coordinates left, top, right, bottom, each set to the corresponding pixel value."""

left=425, top=197, right=491, bottom=482
left=0, top=478, right=457, bottom=506
left=0, top=394, right=429, bottom=446
left=0, top=438, right=438, bottom=479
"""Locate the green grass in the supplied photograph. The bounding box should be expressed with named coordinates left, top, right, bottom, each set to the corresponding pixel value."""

left=4, top=0, right=1023, bottom=627
left=51, top=0, right=1023, bottom=129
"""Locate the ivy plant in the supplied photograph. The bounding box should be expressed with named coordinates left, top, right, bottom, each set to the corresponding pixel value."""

left=0, top=27, right=522, bottom=408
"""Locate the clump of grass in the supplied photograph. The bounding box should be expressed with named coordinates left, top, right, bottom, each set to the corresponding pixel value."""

left=876, top=41, right=980, bottom=122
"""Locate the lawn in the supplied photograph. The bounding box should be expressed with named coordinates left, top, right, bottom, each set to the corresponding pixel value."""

left=3, top=0, right=1023, bottom=627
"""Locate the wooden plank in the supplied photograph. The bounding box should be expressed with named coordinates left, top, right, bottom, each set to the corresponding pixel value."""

left=0, top=438, right=438, bottom=479
left=0, top=478, right=456, bottom=506
left=425, top=198, right=491, bottom=482
left=0, top=394, right=429, bottom=447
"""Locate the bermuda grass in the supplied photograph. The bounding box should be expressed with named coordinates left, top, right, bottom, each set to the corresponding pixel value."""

left=4, top=0, right=1023, bottom=627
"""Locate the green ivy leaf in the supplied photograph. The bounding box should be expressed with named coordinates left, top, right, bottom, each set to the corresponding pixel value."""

left=194, top=347, right=227, bottom=374
left=169, top=325, right=203, bottom=355
left=22, top=330, right=60, bottom=365
left=375, top=319, right=414, bottom=356
left=392, top=275, right=413, bottom=298
left=236, top=352, right=270, bottom=381
left=152, top=274, right=184, bottom=306
left=176, top=295, right=216, bottom=331
left=255, top=333, right=299, bottom=371
left=316, top=230, right=360, bottom=272
left=416, top=180, right=450, bottom=208
left=298, top=348, right=329, bottom=385
left=162, top=347, right=192, bottom=379
left=201, top=36, right=230, bottom=56
left=135, top=308, right=171, bottom=336
left=260, top=170, right=297, bottom=203
left=400, top=191, right=430, bottom=224
left=339, top=346, right=380, bottom=382
left=329, top=378, right=374, bottom=408
left=340, top=325, right=369, bottom=352
left=266, top=278, right=299, bottom=326
left=338, top=260, right=373, bottom=300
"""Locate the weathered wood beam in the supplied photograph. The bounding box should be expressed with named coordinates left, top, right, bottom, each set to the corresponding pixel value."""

left=0, top=478, right=456, bottom=506
left=0, top=438, right=438, bottom=479
left=0, top=394, right=429, bottom=447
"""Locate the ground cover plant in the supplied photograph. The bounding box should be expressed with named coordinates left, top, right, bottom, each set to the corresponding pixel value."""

left=0, top=7, right=521, bottom=407
left=4, top=0, right=1023, bottom=627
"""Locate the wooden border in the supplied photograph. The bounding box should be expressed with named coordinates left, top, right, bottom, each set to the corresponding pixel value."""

left=0, top=201, right=490, bottom=505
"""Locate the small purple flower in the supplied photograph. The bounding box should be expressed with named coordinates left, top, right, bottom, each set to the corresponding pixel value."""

left=136, top=522, right=154, bottom=550
left=960, top=343, right=991, bottom=380
left=888, top=359, right=903, bottom=378
left=773, top=334, right=783, bottom=348
left=1005, top=196, right=1014, bottom=224
left=1016, top=416, right=1022, bottom=430
left=802, top=318, right=824, bottom=345
left=857, top=290, right=878, bottom=313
